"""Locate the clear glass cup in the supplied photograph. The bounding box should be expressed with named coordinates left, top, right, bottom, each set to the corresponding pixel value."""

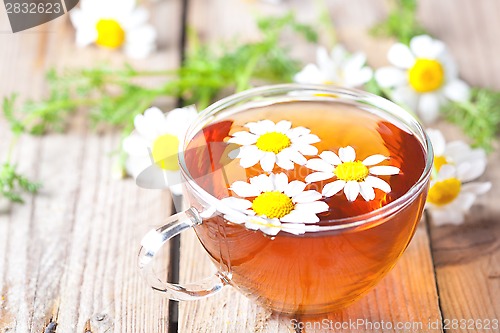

left=138, top=84, right=433, bottom=315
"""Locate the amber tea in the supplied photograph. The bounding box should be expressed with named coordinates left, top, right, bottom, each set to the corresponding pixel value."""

left=138, top=85, right=432, bottom=316
left=184, top=100, right=428, bottom=315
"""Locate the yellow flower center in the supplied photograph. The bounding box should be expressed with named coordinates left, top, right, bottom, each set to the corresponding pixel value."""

left=96, top=19, right=125, bottom=49
left=152, top=134, right=180, bottom=171
left=434, top=155, right=449, bottom=172
left=334, top=161, right=369, bottom=182
left=427, top=178, right=461, bottom=206
left=408, top=58, right=445, bottom=93
left=255, top=132, right=291, bottom=154
left=252, top=191, right=294, bottom=219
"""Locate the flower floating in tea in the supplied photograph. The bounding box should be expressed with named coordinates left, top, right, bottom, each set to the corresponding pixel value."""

left=122, top=106, right=198, bottom=195
left=426, top=164, right=491, bottom=226
left=227, top=120, right=320, bottom=172
left=375, top=35, right=470, bottom=123
left=294, top=45, right=373, bottom=88
left=221, top=173, right=328, bottom=235
left=70, top=0, right=157, bottom=58
left=305, top=146, right=400, bottom=202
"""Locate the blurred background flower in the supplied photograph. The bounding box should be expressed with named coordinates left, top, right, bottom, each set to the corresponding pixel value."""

left=426, top=164, right=491, bottom=226
left=122, top=106, right=197, bottom=195
left=294, top=45, right=373, bottom=88
left=70, top=0, right=156, bottom=58
left=375, top=35, right=470, bottom=123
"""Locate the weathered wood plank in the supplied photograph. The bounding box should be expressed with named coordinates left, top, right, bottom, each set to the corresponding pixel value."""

left=418, top=1, right=500, bottom=330
left=0, top=0, right=184, bottom=331
left=179, top=1, right=441, bottom=332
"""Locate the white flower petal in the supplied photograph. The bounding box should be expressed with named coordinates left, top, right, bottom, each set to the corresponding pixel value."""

left=305, top=172, right=334, bottom=183
left=295, top=144, right=318, bottom=156
left=344, top=181, right=360, bottom=201
left=437, top=164, right=456, bottom=180
left=227, top=131, right=258, bottom=145
left=388, top=43, right=416, bottom=68
left=123, top=133, right=150, bottom=156
left=365, top=176, right=391, bottom=193
left=250, top=119, right=276, bottom=134
left=428, top=206, right=465, bottom=226
left=121, top=7, right=149, bottom=29
left=322, top=180, right=346, bottom=197
left=443, top=80, right=470, bottom=102
left=220, top=197, right=252, bottom=211
left=295, top=201, right=329, bottom=214
left=228, top=148, right=240, bottom=159
left=275, top=120, right=292, bottom=133
left=375, top=67, right=407, bottom=88
left=456, top=161, right=487, bottom=182
left=369, top=166, right=400, bottom=176
left=362, top=154, right=388, bottom=166
left=280, top=210, right=319, bottom=224
left=426, top=128, right=446, bottom=156
left=292, top=133, right=320, bottom=145
left=338, top=146, right=356, bottom=162
left=260, top=152, right=276, bottom=172
left=134, top=113, right=159, bottom=140
left=276, top=155, right=295, bottom=170
left=293, top=64, right=324, bottom=84
left=359, top=181, right=376, bottom=201
left=462, top=182, right=491, bottom=195
left=418, top=93, right=442, bottom=124
left=280, top=148, right=307, bottom=165
left=230, top=181, right=261, bottom=197
left=239, top=149, right=265, bottom=169
left=273, top=173, right=289, bottom=192
left=344, top=66, right=373, bottom=87
left=305, top=158, right=333, bottom=173
left=391, top=86, right=418, bottom=111
left=319, top=151, right=342, bottom=165
left=250, top=174, right=274, bottom=193
left=286, top=127, right=310, bottom=139
left=284, top=180, right=307, bottom=197
left=281, top=223, right=307, bottom=235
left=292, top=190, right=322, bottom=203
left=410, top=35, right=445, bottom=59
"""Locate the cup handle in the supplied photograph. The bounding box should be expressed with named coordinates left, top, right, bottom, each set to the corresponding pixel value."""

left=138, top=207, right=226, bottom=301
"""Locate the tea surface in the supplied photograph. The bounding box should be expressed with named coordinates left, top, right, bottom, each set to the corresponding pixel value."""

left=184, top=100, right=428, bottom=314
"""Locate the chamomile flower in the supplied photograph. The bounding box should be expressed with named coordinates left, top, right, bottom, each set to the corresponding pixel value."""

left=70, top=0, right=156, bottom=58
left=122, top=106, right=198, bottom=195
left=305, top=146, right=400, bottom=201
left=426, top=164, right=491, bottom=226
left=227, top=120, right=320, bottom=172
left=294, top=45, right=373, bottom=87
left=375, top=35, right=470, bottom=123
left=221, top=173, right=329, bottom=235
left=427, top=129, right=487, bottom=177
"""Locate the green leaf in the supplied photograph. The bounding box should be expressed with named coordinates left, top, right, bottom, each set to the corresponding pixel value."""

left=370, top=0, right=427, bottom=45
left=442, top=88, right=500, bottom=152
left=0, top=162, right=41, bottom=204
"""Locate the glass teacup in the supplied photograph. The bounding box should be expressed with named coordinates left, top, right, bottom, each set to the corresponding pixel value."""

left=138, top=84, right=433, bottom=315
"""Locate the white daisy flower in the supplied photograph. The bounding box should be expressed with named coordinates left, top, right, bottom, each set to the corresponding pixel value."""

left=122, top=106, right=198, bottom=195
left=70, top=0, right=156, bottom=58
left=427, top=129, right=487, bottom=178
left=375, top=35, right=470, bottom=123
left=227, top=120, right=320, bottom=172
left=305, top=146, right=400, bottom=202
left=221, top=173, right=329, bottom=235
left=294, top=45, right=373, bottom=88
left=426, top=164, right=491, bottom=226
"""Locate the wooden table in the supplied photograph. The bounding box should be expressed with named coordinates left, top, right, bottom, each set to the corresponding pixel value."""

left=0, top=0, right=499, bottom=332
